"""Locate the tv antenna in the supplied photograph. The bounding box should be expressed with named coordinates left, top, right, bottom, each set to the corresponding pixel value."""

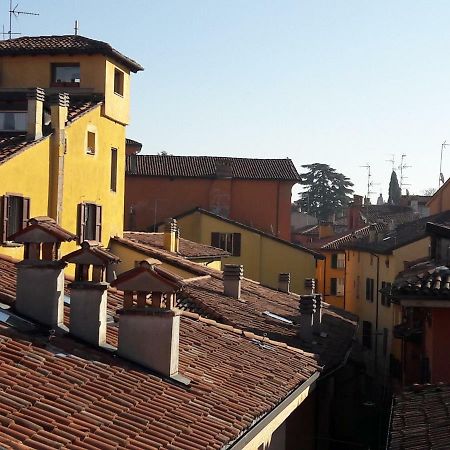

left=3, top=1, right=39, bottom=40
left=439, top=140, right=449, bottom=188
left=360, top=164, right=377, bottom=202
left=386, top=154, right=395, bottom=171
left=398, top=153, right=411, bottom=193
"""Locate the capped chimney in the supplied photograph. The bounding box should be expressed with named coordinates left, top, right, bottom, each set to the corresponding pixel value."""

left=163, top=218, right=178, bottom=253
left=26, top=87, right=45, bottom=140
left=9, top=217, right=76, bottom=327
left=313, top=294, right=323, bottom=333
left=223, top=264, right=243, bottom=299
left=278, top=273, right=291, bottom=293
left=304, top=278, right=316, bottom=294
left=298, top=294, right=316, bottom=342
left=111, top=262, right=182, bottom=378
left=62, top=241, right=120, bottom=346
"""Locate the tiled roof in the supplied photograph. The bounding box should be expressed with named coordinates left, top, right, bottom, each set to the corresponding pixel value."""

left=360, top=204, right=417, bottom=225
left=0, top=258, right=321, bottom=449
left=338, top=211, right=450, bottom=254
left=321, top=222, right=387, bottom=250
left=0, top=35, right=143, bottom=72
left=126, top=154, right=302, bottom=181
left=387, top=384, right=450, bottom=450
left=171, top=208, right=325, bottom=259
left=125, top=138, right=142, bottom=147
left=0, top=97, right=102, bottom=167
left=9, top=216, right=77, bottom=243
left=123, top=232, right=230, bottom=259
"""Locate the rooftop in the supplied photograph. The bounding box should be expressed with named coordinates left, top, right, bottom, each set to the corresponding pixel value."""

left=0, top=253, right=321, bottom=448
left=0, top=35, right=143, bottom=72
left=126, top=154, right=301, bottom=181
left=123, top=232, right=230, bottom=259
left=388, top=384, right=450, bottom=450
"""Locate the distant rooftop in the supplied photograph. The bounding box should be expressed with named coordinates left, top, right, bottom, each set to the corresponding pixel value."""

left=0, top=35, right=143, bottom=72
left=126, top=154, right=301, bottom=181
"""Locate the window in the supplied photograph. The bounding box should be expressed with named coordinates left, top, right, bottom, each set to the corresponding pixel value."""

left=1, top=195, right=30, bottom=243
left=381, top=281, right=392, bottom=307
left=331, top=253, right=345, bottom=268
left=330, top=277, right=344, bottom=296
left=331, top=254, right=338, bottom=268
left=356, top=275, right=360, bottom=299
left=87, top=131, right=96, bottom=155
left=0, top=112, right=27, bottom=131
left=362, top=321, right=372, bottom=349
left=51, top=63, right=80, bottom=86
left=114, top=69, right=124, bottom=96
left=365, top=277, right=374, bottom=302
left=211, top=232, right=241, bottom=256
left=110, top=148, right=118, bottom=192
left=78, top=203, right=102, bottom=243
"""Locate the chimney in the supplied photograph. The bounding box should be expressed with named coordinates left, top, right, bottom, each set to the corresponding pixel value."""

left=368, top=224, right=377, bottom=242
left=313, top=294, right=323, bottom=333
left=163, top=218, right=178, bottom=253
left=304, top=278, right=315, bottom=294
left=278, top=272, right=291, bottom=293
left=298, top=295, right=316, bottom=342
left=26, top=87, right=45, bottom=140
left=62, top=241, right=120, bottom=346
left=223, top=264, right=243, bottom=299
left=111, top=262, right=182, bottom=378
left=10, top=217, right=76, bottom=327
left=49, top=93, right=69, bottom=223
left=318, top=222, right=334, bottom=239
left=348, top=195, right=363, bottom=230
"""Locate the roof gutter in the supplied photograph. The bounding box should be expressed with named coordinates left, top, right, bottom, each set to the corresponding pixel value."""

left=227, top=371, right=320, bottom=450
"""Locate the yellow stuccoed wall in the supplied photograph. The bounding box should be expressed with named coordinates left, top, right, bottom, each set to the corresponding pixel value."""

left=315, top=249, right=346, bottom=309
left=0, top=139, right=51, bottom=260
left=176, top=211, right=317, bottom=294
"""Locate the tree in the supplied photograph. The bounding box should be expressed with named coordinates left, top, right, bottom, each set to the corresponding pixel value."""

left=295, top=163, right=354, bottom=220
left=388, top=170, right=401, bottom=205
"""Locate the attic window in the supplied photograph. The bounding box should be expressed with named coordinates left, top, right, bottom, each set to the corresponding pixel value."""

left=114, top=69, right=124, bottom=96
left=87, top=131, right=96, bottom=155
left=51, top=63, right=80, bottom=87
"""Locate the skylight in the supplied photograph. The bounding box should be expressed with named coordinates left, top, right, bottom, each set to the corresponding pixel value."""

left=263, top=311, right=293, bottom=325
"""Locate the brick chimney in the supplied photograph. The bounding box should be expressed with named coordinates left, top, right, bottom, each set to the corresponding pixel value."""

left=298, top=294, right=316, bottom=342
left=278, top=273, right=291, bottom=293
left=348, top=194, right=363, bottom=230
left=62, top=241, right=120, bottom=346
left=163, top=218, right=178, bottom=253
left=26, top=87, right=45, bottom=140
left=111, top=262, right=182, bottom=378
left=223, top=264, right=243, bottom=299
left=9, top=217, right=76, bottom=327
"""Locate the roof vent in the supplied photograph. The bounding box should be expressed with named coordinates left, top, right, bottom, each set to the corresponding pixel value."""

left=223, top=264, right=243, bottom=299
left=278, top=272, right=291, bottom=293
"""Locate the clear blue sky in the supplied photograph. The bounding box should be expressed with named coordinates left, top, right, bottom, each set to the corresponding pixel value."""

left=10, top=0, right=450, bottom=201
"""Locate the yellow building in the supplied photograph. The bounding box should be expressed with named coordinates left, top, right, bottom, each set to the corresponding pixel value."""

left=0, top=35, right=142, bottom=261
left=157, top=208, right=324, bottom=294
left=321, top=211, right=450, bottom=380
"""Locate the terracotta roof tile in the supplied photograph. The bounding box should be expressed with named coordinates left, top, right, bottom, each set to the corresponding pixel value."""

left=0, top=35, right=143, bottom=72
left=126, top=154, right=301, bottom=181
left=123, top=232, right=229, bottom=259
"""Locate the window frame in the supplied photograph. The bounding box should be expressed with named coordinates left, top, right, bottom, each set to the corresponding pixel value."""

left=110, top=147, right=118, bottom=192
left=87, top=130, right=96, bottom=155
left=78, top=202, right=102, bottom=243
left=1, top=194, right=30, bottom=243
left=51, top=63, right=81, bottom=87
left=211, top=232, right=241, bottom=256
left=114, top=68, right=124, bottom=96
left=365, top=277, right=374, bottom=302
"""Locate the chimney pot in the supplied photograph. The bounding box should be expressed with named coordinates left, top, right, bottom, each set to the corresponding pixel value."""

left=278, top=272, right=291, bottom=293
left=223, top=264, right=244, bottom=299
left=298, top=294, right=316, bottom=341
left=313, top=294, right=323, bottom=333
left=163, top=218, right=178, bottom=253
left=304, top=278, right=316, bottom=294
left=26, top=87, right=45, bottom=140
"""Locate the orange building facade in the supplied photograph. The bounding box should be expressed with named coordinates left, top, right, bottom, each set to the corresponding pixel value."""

left=125, top=154, right=300, bottom=240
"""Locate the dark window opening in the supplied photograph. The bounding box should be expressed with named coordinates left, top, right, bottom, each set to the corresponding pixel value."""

left=1, top=195, right=30, bottom=243
left=365, top=277, right=374, bottom=302
left=114, top=69, right=124, bottom=96
left=330, top=277, right=337, bottom=295
left=211, top=232, right=241, bottom=256
left=78, top=203, right=102, bottom=243
left=87, top=131, right=96, bottom=155
left=110, top=148, right=118, bottom=192
left=51, top=63, right=80, bottom=87
left=362, top=321, right=372, bottom=349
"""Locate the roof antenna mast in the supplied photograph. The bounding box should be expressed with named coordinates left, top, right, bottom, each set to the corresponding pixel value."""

left=74, top=20, right=79, bottom=36
left=439, top=141, right=449, bottom=188
left=398, top=153, right=411, bottom=194
left=4, top=0, right=39, bottom=40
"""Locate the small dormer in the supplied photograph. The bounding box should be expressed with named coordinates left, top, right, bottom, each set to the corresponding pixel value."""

left=0, top=35, right=143, bottom=125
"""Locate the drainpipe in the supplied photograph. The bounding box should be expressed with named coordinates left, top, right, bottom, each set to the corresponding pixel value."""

left=276, top=182, right=280, bottom=237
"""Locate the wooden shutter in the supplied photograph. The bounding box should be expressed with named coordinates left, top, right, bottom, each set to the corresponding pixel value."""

left=232, top=233, right=241, bottom=256
left=1, top=196, right=9, bottom=243
left=95, top=204, right=102, bottom=242
left=365, top=278, right=370, bottom=301
left=21, top=197, right=30, bottom=230
left=331, top=254, right=338, bottom=269
left=330, top=278, right=337, bottom=296
left=211, top=232, right=220, bottom=248
left=77, top=203, right=86, bottom=243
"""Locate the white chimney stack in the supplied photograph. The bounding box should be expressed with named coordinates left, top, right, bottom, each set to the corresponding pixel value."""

left=26, top=87, right=45, bottom=140
left=223, top=264, right=243, bottom=299
left=278, top=273, right=291, bottom=293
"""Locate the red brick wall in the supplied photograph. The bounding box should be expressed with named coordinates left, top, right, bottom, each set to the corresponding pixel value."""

left=124, top=176, right=294, bottom=239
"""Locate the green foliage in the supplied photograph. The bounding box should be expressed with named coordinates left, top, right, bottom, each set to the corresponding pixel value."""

left=388, top=171, right=401, bottom=205
left=295, top=163, right=354, bottom=220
